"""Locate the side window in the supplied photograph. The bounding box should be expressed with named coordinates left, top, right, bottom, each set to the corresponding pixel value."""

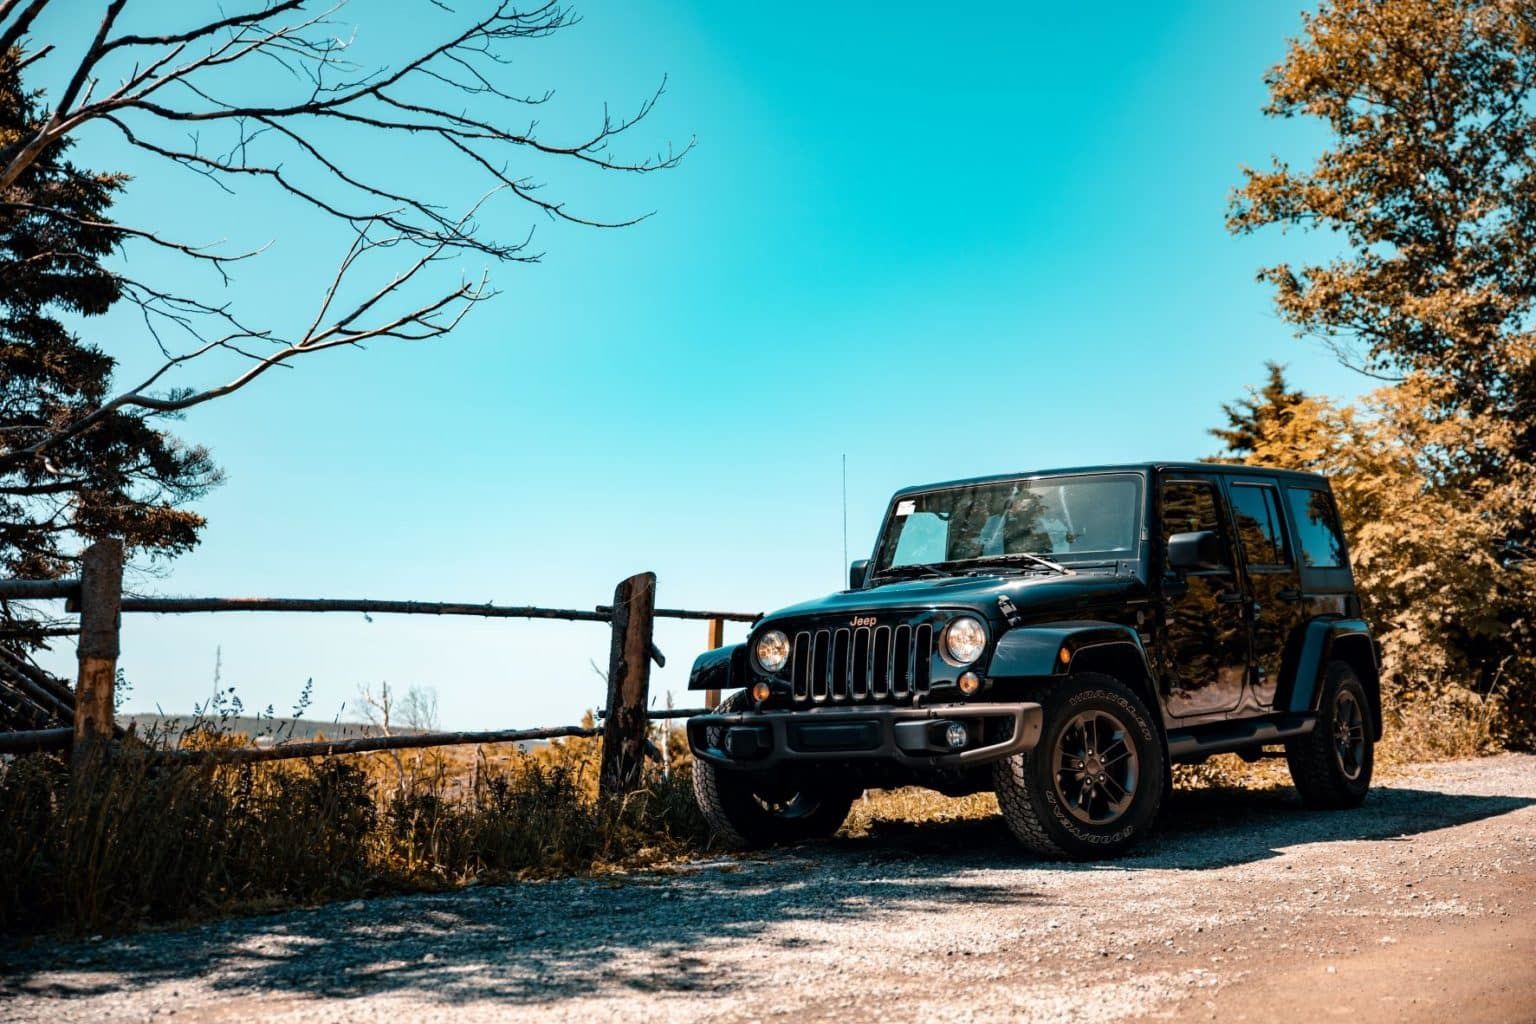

left=1159, top=479, right=1229, bottom=570
left=1286, top=487, right=1347, bottom=568
left=1228, top=484, right=1290, bottom=568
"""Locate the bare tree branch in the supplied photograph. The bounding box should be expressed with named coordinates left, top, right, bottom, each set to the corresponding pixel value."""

left=0, top=0, right=682, bottom=500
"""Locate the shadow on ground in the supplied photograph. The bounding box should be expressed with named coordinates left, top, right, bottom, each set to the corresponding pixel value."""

left=1, top=775, right=1530, bottom=1009
left=848, top=780, right=1534, bottom=871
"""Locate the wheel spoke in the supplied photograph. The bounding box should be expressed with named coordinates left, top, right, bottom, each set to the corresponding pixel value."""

left=1099, top=773, right=1128, bottom=805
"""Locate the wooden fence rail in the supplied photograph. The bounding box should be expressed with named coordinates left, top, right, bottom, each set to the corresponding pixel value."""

left=0, top=579, right=78, bottom=600
left=0, top=540, right=757, bottom=797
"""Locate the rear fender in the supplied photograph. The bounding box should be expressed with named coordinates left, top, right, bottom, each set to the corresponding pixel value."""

left=1281, top=618, right=1381, bottom=739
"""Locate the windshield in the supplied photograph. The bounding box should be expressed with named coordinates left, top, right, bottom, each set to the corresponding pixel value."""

left=873, top=473, right=1143, bottom=572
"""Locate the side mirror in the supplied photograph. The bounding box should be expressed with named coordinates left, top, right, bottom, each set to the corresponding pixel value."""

left=849, top=559, right=870, bottom=590
left=1167, top=530, right=1224, bottom=572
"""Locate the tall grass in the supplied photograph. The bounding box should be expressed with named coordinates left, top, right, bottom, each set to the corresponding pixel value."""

left=0, top=729, right=706, bottom=938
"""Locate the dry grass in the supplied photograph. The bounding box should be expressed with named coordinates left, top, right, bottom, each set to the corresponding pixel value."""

left=1379, top=686, right=1504, bottom=764
left=0, top=723, right=706, bottom=938
left=844, top=787, right=1000, bottom=835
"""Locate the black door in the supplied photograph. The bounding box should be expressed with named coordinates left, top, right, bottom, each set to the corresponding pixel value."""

left=1224, top=479, right=1304, bottom=708
left=1156, top=475, right=1248, bottom=717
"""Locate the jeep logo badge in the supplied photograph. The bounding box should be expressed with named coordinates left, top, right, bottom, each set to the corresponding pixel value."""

left=851, top=615, right=877, bottom=628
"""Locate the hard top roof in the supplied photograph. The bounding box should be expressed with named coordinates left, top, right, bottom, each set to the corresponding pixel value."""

left=892, top=462, right=1331, bottom=498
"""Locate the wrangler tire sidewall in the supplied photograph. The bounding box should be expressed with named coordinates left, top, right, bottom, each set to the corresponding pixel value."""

left=995, top=674, right=1166, bottom=860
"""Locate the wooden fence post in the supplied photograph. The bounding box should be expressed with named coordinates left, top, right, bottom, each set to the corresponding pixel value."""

left=705, top=616, right=724, bottom=710
left=599, top=571, right=657, bottom=797
left=74, top=538, right=123, bottom=763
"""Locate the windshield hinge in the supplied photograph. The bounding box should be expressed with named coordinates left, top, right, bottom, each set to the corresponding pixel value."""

left=997, top=595, right=1023, bottom=627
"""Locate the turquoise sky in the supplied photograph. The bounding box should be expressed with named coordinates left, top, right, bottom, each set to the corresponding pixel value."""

left=27, top=1, right=1361, bottom=729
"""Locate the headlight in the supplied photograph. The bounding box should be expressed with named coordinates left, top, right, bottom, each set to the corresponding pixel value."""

left=942, top=616, right=987, bottom=666
left=754, top=630, right=791, bottom=672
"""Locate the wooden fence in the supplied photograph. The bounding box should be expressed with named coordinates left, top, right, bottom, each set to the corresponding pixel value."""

left=0, top=539, right=757, bottom=796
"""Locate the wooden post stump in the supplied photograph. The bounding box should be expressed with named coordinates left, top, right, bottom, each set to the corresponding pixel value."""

left=599, top=572, right=657, bottom=797
left=74, top=539, right=123, bottom=764
left=705, top=616, right=725, bottom=710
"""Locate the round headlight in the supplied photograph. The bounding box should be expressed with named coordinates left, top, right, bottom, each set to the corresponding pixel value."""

left=943, top=616, right=987, bottom=666
left=754, top=630, right=791, bottom=672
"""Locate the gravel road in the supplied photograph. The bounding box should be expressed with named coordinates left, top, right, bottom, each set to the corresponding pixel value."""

left=4, top=754, right=1535, bottom=1024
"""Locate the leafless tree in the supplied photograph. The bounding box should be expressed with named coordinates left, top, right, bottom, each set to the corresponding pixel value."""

left=398, top=682, right=438, bottom=732
left=353, top=678, right=394, bottom=734
left=0, top=0, right=685, bottom=476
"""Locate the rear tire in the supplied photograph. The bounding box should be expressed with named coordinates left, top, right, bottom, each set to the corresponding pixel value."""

left=692, top=692, right=857, bottom=848
left=1286, top=660, right=1373, bottom=809
left=993, top=674, right=1166, bottom=860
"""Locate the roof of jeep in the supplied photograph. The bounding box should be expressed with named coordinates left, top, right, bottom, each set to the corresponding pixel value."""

left=892, top=462, right=1331, bottom=498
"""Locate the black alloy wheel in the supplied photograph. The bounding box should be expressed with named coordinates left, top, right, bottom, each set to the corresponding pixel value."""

left=1332, top=686, right=1368, bottom=782
left=1051, top=708, right=1142, bottom=827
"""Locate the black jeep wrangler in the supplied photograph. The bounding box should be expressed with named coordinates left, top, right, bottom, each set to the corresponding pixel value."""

left=687, top=463, right=1380, bottom=859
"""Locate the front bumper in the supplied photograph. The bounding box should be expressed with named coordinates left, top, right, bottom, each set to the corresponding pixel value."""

left=686, top=702, right=1043, bottom=771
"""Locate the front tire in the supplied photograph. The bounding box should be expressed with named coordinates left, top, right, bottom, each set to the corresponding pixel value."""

left=692, top=693, right=857, bottom=848
left=993, top=674, right=1166, bottom=860
left=1286, top=660, right=1373, bottom=809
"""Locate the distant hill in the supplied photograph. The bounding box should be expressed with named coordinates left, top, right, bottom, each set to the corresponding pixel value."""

left=117, top=713, right=545, bottom=751
left=121, top=713, right=404, bottom=744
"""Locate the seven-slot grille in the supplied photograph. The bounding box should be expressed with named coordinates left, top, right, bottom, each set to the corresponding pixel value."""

left=789, top=623, right=934, bottom=702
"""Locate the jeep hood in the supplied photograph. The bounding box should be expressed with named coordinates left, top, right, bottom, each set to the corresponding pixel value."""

left=762, top=571, right=1150, bottom=627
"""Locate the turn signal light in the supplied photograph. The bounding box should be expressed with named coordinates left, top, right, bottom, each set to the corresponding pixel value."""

left=957, top=670, right=985, bottom=696
left=751, top=681, right=772, bottom=703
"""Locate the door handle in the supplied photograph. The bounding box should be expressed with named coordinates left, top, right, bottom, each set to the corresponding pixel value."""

left=1216, top=591, right=1245, bottom=606
left=1276, top=588, right=1301, bottom=603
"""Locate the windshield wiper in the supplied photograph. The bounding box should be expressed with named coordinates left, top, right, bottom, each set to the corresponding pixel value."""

left=966, top=552, right=1075, bottom=577
left=873, top=562, right=957, bottom=581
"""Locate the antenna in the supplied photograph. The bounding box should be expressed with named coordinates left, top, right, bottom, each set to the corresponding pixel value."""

left=841, top=453, right=848, bottom=582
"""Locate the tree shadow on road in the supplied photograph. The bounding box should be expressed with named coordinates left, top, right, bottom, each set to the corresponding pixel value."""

left=1, top=773, right=1530, bottom=1010
left=0, top=852, right=1052, bottom=1006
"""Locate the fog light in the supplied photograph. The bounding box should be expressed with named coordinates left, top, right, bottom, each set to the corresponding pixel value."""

left=751, top=681, right=772, bottom=703
left=944, top=722, right=968, bottom=750
left=957, top=670, right=984, bottom=696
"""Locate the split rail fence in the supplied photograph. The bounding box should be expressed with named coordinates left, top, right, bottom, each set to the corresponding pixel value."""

left=0, top=539, right=757, bottom=796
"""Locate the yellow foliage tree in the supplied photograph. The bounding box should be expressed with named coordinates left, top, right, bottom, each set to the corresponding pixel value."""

left=1226, top=0, right=1536, bottom=746
left=1212, top=367, right=1531, bottom=749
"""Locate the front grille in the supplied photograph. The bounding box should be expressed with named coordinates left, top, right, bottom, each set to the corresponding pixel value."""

left=789, top=623, right=933, bottom=702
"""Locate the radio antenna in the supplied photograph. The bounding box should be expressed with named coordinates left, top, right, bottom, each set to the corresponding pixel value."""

left=841, top=453, right=848, bottom=583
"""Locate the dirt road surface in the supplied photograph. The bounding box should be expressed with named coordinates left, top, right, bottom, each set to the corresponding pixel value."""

left=3, top=754, right=1534, bottom=1024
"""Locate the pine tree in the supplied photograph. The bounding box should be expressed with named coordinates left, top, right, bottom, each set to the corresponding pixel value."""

left=1209, top=362, right=1309, bottom=461
left=0, top=52, right=219, bottom=629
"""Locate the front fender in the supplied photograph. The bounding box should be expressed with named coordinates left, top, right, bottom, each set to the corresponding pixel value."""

left=986, top=620, right=1149, bottom=679
left=687, top=643, right=748, bottom=691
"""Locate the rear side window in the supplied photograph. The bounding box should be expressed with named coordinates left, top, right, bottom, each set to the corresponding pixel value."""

left=1228, top=484, right=1290, bottom=567
left=1286, top=487, right=1347, bottom=568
